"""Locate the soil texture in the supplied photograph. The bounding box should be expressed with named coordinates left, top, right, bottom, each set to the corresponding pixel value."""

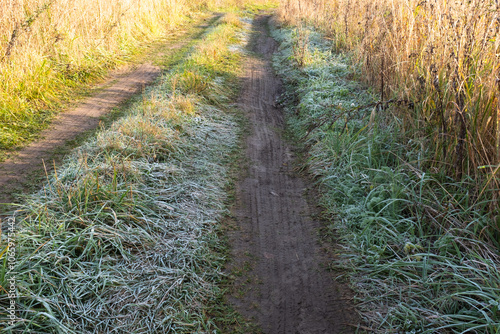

left=228, top=15, right=360, bottom=334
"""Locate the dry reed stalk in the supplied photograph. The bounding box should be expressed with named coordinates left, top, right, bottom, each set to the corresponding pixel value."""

left=277, top=0, right=500, bottom=187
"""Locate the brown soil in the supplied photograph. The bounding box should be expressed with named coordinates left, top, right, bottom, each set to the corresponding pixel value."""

left=228, top=15, right=360, bottom=333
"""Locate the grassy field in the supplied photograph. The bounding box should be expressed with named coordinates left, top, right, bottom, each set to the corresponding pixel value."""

left=0, top=10, right=262, bottom=332
left=271, top=13, right=500, bottom=333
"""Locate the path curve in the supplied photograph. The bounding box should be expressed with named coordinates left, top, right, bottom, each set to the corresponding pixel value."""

left=228, top=15, right=360, bottom=334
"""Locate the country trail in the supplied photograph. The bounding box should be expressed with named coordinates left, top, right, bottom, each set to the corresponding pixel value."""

left=228, top=15, right=360, bottom=333
left=0, top=10, right=361, bottom=332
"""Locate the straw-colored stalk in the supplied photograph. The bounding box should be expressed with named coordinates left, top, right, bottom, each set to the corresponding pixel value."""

left=277, top=0, right=500, bottom=190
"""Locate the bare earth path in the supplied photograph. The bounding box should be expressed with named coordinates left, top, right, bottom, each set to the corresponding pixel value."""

left=228, top=15, right=360, bottom=333
left=0, top=16, right=215, bottom=208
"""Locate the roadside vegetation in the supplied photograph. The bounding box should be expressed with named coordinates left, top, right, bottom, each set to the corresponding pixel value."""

left=0, top=0, right=267, bottom=160
left=0, top=12, right=253, bottom=333
left=271, top=10, right=500, bottom=333
left=3, top=0, right=497, bottom=332
left=278, top=0, right=500, bottom=199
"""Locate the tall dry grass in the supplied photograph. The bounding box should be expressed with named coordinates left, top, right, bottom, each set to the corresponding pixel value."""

left=0, top=0, right=194, bottom=71
left=278, top=0, right=500, bottom=188
left=0, top=0, right=201, bottom=150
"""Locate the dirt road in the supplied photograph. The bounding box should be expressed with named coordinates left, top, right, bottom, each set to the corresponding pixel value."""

left=0, top=64, right=160, bottom=206
left=228, top=15, right=360, bottom=333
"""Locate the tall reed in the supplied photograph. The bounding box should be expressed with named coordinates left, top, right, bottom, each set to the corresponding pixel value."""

left=277, top=0, right=500, bottom=189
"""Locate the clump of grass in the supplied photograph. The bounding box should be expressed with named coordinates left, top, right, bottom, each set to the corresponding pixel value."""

left=272, top=24, right=500, bottom=333
left=222, top=12, right=244, bottom=28
left=171, top=95, right=197, bottom=116
left=0, top=13, right=248, bottom=333
left=176, top=70, right=211, bottom=95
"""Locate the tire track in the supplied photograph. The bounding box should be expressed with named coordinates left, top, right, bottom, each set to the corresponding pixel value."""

left=0, top=64, right=160, bottom=209
left=229, top=15, right=360, bottom=334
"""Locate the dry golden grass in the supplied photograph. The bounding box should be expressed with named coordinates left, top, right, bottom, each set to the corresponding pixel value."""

left=0, top=0, right=191, bottom=66
left=0, top=0, right=272, bottom=154
left=278, top=0, right=500, bottom=185
left=221, top=12, right=245, bottom=27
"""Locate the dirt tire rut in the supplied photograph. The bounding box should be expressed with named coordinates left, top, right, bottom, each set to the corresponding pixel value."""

left=229, top=15, right=359, bottom=334
left=0, top=65, right=160, bottom=207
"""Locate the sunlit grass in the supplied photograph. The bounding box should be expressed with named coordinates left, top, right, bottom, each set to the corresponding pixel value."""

left=0, top=0, right=274, bottom=160
left=0, top=12, right=248, bottom=333
left=0, top=0, right=191, bottom=154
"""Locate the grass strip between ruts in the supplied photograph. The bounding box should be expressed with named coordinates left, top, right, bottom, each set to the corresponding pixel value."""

left=0, top=12, right=251, bottom=333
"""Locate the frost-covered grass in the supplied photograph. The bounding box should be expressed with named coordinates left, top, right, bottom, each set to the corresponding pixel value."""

left=0, top=14, right=247, bottom=333
left=277, top=0, right=500, bottom=185
left=272, top=24, right=500, bottom=333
